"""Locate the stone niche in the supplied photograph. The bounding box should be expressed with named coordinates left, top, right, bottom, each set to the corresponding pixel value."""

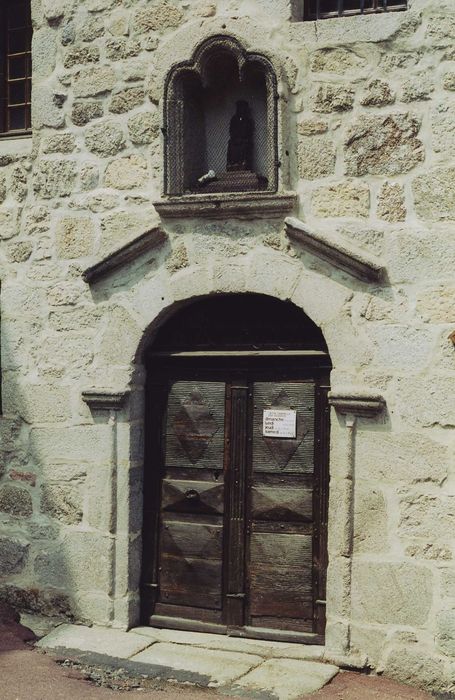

left=163, top=35, right=279, bottom=196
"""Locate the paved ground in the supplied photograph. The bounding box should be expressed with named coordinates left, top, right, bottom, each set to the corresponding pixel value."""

left=0, top=604, right=435, bottom=700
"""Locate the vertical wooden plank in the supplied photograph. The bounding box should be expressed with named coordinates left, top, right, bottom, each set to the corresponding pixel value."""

left=225, top=382, right=249, bottom=626
left=312, top=376, right=330, bottom=637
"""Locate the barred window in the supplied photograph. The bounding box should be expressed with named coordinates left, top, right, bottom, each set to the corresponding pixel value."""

left=304, top=0, right=407, bottom=20
left=0, top=0, right=32, bottom=135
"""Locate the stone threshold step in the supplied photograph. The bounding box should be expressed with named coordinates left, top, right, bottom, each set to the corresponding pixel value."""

left=37, top=623, right=339, bottom=699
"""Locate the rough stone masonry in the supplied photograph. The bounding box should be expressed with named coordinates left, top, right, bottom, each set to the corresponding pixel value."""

left=1, top=0, right=455, bottom=694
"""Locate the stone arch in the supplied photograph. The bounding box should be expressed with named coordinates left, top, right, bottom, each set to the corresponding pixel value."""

left=91, top=250, right=370, bottom=651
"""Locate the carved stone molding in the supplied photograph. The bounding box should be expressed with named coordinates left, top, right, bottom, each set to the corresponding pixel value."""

left=82, top=390, right=130, bottom=411
left=83, top=227, right=167, bottom=284
left=154, top=192, right=297, bottom=220
left=285, top=217, right=384, bottom=283
left=329, top=388, right=386, bottom=417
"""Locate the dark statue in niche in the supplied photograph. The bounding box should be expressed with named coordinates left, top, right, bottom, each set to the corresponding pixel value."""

left=227, top=100, right=254, bottom=171
left=197, top=99, right=267, bottom=193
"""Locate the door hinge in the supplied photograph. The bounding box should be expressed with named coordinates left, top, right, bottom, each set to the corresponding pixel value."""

left=226, top=593, right=246, bottom=599
left=315, top=599, right=326, bottom=606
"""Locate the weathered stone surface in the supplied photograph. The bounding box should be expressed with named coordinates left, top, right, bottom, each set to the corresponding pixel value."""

left=37, top=623, right=150, bottom=658
left=402, top=73, right=434, bottom=102
left=426, top=15, right=455, bottom=47
left=85, top=121, right=125, bottom=156
left=298, top=119, right=328, bottom=136
left=43, top=133, right=77, bottom=154
left=71, top=100, right=103, bottom=126
left=356, top=431, right=448, bottom=485
left=406, top=543, right=452, bottom=561
left=32, top=28, right=57, bottom=78
left=0, top=584, right=73, bottom=618
left=56, top=217, right=94, bottom=258
left=399, top=492, right=455, bottom=541
left=99, top=306, right=142, bottom=364
left=312, top=84, right=354, bottom=113
left=7, top=241, right=33, bottom=263
left=32, top=87, right=65, bottom=129
left=310, top=48, right=366, bottom=74
left=167, top=242, right=189, bottom=273
left=0, top=537, right=29, bottom=576
left=377, top=181, right=406, bottom=222
left=383, top=645, right=446, bottom=693
left=33, top=160, right=77, bottom=199
left=132, top=643, right=263, bottom=687
left=0, top=485, right=32, bottom=517
left=109, top=87, right=144, bottom=114
left=40, top=484, right=83, bottom=525
left=311, top=181, right=370, bottom=218
left=78, top=16, right=104, bottom=43
left=360, top=79, right=395, bottom=107
left=354, top=487, right=387, bottom=553
left=128, top=111, right=160, bottom=144
left=105, top=38, right=141, bottom=61
left=298, top=135, right=336, bottom=180
left=133, top=3, right=183, bottom=33
left=431, top=102, right=455, bottom=157
left=443, top=72, right=455, bottom=91
left=416, top=286, right=455, bottom=323
left=104, top=155, right=148, bottom=189
left=233, top=658, right=338, bottom=697
left=73, top=66, right=116, bottom=98
left=99, top=209, right=155, bottom=254
left=80, top=164, right=99, bottom=190
left=106, top=10, right=130, bottom=36
left=64, top=45, right=100, bottom=69
left=345, top=113, right=424, bottom=176
left=413, top=167, right=455, bottom=221
left=352, top=562, right=433, bottom=626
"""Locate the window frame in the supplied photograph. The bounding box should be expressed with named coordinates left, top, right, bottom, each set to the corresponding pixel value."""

left=302, top=0, right=408, bottom=21
left=0, top=0, right=32, bottom=138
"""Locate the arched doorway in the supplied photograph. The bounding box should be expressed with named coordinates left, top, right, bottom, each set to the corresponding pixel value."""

left=141, top=294, right=331, bottom=644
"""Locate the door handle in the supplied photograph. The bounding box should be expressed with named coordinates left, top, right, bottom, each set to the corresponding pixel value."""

left=185, top=489, right=199, bottom=500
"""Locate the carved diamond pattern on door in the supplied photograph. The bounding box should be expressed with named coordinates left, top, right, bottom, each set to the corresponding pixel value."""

left=172, top=389, right=220, bottom=464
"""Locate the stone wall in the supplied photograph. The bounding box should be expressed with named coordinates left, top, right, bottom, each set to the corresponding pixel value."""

left=0, top=0, right=455, bottom=692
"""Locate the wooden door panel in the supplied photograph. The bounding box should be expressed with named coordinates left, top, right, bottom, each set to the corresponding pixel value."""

left=251, top=486, right=313, bottom=522
left=164, top=381, right=225, bottom=469
left=250, top=532, right=312, bottom=567
left=155, top=379, right=226, bottom=622
left=248, top=380, right=318, bottom=634
left=161, top=479, right=224, bottom=514
left=159, top=554, right=222, bottom=608
left=161, top=519, right=223, bottom=560
left=249, top=565, right=313, bottom=616
left=252, top=382, right=315, bottom=474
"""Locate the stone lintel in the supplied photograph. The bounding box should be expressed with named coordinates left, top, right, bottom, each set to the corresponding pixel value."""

left=329, top=388, right=386, bottom=417
left=82, top=390, right=130, bottom=411
left=285, top=217, right=384, bottom=283
left=83, top=227, right=167, bottom=284
left=153, top=192, right=297, bottom=220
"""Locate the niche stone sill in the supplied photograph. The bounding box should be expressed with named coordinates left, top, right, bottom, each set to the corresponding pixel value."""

left=153, top=191, right=297, bottom=220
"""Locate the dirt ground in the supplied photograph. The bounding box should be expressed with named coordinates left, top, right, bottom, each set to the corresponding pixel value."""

left=0, top=604, right=436, bottom=700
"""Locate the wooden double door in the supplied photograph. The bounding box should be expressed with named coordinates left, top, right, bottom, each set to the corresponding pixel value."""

left=142, top=361, right=330, bottom=644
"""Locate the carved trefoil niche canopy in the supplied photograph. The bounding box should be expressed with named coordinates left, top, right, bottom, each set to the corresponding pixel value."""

left=164, top=35, right=279, bottom=197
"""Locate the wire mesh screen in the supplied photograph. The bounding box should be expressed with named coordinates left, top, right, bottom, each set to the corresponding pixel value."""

left=305, top=0, right=407, bottom=20
left=179, top=55, right=274, bottom=195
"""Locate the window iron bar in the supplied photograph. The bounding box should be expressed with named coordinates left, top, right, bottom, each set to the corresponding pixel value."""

left=305, top=0, right=407, bottom=20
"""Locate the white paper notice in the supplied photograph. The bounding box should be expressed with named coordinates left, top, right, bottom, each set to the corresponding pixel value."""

left=263, top=409, right=297, bottom=439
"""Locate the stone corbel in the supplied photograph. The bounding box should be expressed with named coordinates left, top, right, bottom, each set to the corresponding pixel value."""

left=328, top=388, right=386, bottom=418
left=285, top=217, right=384, bottom=283
left=83, top=227, right=167, bottom=284
left=82, top=390, right=130, bottom=410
